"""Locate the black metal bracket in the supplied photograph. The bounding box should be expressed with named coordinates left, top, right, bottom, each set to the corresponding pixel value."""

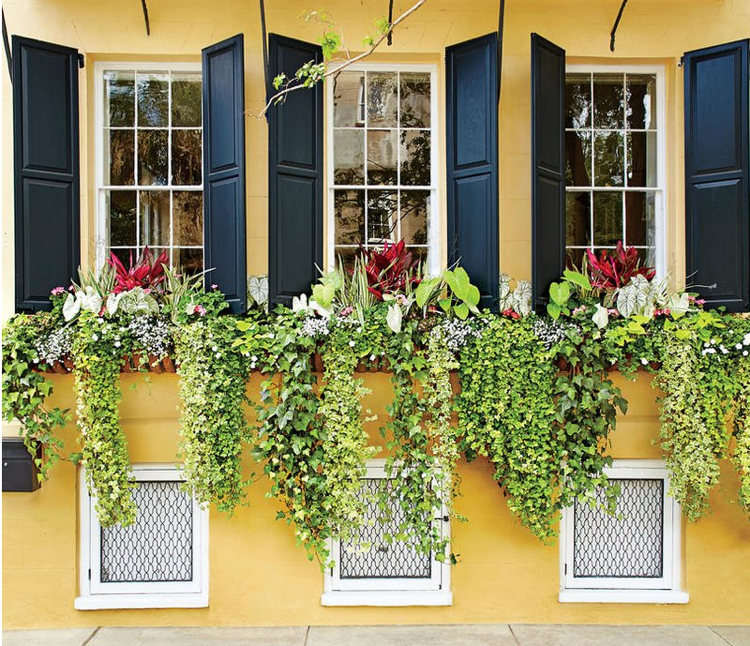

left=78, top=53, right=85, bottom=69
left=387, top=0, right=394, bottom=46
left=609, top=0, right=629, bottom=52
left=140, top=0, right=151, bottom=36
left=2, top=9, right=11, bottom=83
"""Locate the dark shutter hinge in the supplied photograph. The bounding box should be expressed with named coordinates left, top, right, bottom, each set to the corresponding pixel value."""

left=77, top=53, right=85, bottom=69
left=88, top=568, right=91, bottom=580
left=678, top=56, right=684, bottom=68
left=564, top=563, right=568, bottom=575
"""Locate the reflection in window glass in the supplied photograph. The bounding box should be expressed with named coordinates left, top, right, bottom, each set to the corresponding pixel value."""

left=331, top=69, right=433, bottom=267
left=564, top=70, right=659, bottom=270
left=102, top=68, right=203, bottom=272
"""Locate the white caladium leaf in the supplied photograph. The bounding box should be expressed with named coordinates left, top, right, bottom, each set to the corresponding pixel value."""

left=668, top=292, right=691, bottom=318
left=512, top=281, right=532, bottom=317
left=592, top=303, right=609, bottom=329
left=247, top=275, right=269, bottom=308
left=292, top=293, right=309, bottom=313
left=386, top=303, right=402, bottom=334
left=310, top=299, right=332, bottom=319
left=106, top=292, right=122, bottom=316
left=79, top=287, right=103, bottom=315
left=62, top=293, right=81, bottom=322
left=498, top=273, right=511, bottom=309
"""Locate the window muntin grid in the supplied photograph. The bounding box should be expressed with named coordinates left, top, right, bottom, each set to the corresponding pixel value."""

left=564, top=70, right=662, bottom=271
left=99, top=67, right=203, bottom=273
left=330, top=68, right=436, bottom=269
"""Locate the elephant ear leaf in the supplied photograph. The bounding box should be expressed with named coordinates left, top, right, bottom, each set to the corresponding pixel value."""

left=386, top=303, right=402, bottom=333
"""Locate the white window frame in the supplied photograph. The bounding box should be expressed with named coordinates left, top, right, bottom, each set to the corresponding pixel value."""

left=322, top=459, right=452, bottom=607
left=76, top=463, right=209, bottom=610
left=559, top=459, right=688, bottom=604
left=564, top=65, right=667, bottom=279
left=93, top=61, right=203, bottom=272
left=326, top=63, right=441, bottom=276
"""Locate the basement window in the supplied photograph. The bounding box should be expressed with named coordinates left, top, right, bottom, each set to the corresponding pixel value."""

left=76, top=464, right=208, bottom=610
left=559, top=460, right=688, bottom=603
left=322, top=460, right=451, bottom=606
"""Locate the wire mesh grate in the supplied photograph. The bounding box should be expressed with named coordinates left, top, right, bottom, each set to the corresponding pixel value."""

left=100, top=480, right=193, bottom=582
left=573, top=478, right=664, bottom=579
left=339, top=478, right=432, bottom=579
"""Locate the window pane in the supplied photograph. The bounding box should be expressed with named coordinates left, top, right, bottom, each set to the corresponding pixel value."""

left=139, top=190, right=170, bottom=247
left=593, top=73, right=624, bottom=129
left=626, top=74, right=656, bottom=130
left=110, top=247, right=137, bottom=267
left=172, top=130, right=202, bottom=186
left=400, top=190, right=429, bottom=245
left=400, top=130, right=431, bottom=186
left=173, top=248, right=203, bottom=274
left=334, top=189, right=364, bottom=246
left=400, top=72, right=431, bottom=128
left=137, top=74, right=169, bottom=127
left=565, top=130, right=592, bottom=187
left=367, top=190, right=397, bottom=244
left=408, top=247, right=427, bottom=267
left=593, top=192, right=623, bottom=246
left=565, top=73, right=591, bottom=129
left=367, top=72, right=398, bottom=127
left=333, top=71, right=365, bottom=127
left=138, top=130, right=168, bottom=185
left=627, top=132, right=657, bottom=188
left=367, top=130, right=397, bottom=185
left=171, top=75, right=202, bottom=127
left=566, top=191, right=591, bottom=248
left=625, top=192, right=656, bottom=248
left=105, top=72, right=135, bottom=127
left=594, top=132, right=624, bottom=187
left=173, top=192, right=203, bottom=246
left=333, top=246, right=360, bottom=269
left=334, top=129, right=364, bottom=185
left=107, top=130, right=135, bottom=185
left=107, top=191, right=136, bottom=246
left=566, top=247, right=587, bottom=271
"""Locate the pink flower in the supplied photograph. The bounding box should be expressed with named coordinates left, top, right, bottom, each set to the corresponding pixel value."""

left=211, top=283, right=218, bottom=290
left=696, top=299, right=705, bottom=306
left=502, top=308, right=520, bottom=319
left=50, top=287, right=66, bottom=296
left=607, top=308, right=620, bottom=317
left=654, top=308, right=671, bottom=317
left=68, top=285, right=75, bottom=292
left=572, top=306, right=587, bottom=316
left=194, top=304, right=207, bottom=316
left=339, top=306, right=354, bottom=317
left=143, top=288, right=151, bottom=295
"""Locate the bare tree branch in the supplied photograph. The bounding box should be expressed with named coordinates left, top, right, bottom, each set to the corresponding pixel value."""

left=255, top=0, right=430, bottom=118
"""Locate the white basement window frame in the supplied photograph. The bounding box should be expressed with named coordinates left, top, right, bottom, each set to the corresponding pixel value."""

left=559, top=459, right=688, bottom=604
left=76, top=464, right=209, bottom=610
left=322, top=459, right=452, bottom=607
left=326, top=63, right=441, bottom=275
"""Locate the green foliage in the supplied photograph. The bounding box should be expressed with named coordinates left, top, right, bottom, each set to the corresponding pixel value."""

left=734, top=360, right=750, bottom=514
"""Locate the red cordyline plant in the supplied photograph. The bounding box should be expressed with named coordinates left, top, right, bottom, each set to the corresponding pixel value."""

left=586, top=241, right=655, bottom=290
left=107, top=246, right=169, bottom=294
left=361, top=240, right=421, bottom=300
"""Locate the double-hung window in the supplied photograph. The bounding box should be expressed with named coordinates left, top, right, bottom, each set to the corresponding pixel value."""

left=564, top=67, right=665, bottom=275
left=96, top=63, right=204, bottom=273
left=559, top=460, right=687, bottom=604
left=328, top=65, right=439, bottom=272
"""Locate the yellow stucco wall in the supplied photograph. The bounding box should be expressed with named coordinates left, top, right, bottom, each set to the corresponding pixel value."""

left=2, top=0, right=750, bottom=630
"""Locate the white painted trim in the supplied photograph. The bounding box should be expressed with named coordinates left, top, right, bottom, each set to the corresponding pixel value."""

left=563, top=65, right=667, bottom=279
left=77, top=463, right=209, bottom=611
left=93, top=61, right=202, bottom=271
left=322, top=459, right=452, bottom=606
left=559, top=589, right=689, bottom=604
left=326, top=64, right=440, bottom=275
left=558, top=459, right=686, bottom=604
left=321, top=590, right=453, bottom=607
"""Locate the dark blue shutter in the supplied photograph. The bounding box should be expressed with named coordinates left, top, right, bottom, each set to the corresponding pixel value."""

left=12, top=36, right=80, bottom=312
left=202, top=34, right=246, bottom=314
left=268, top=34, right=323, bottom=307
left=446, top=33, right=499, bottom=311
left=531, top=33, right=566, bottom=310
left=684, top=39, right=749, bottom=312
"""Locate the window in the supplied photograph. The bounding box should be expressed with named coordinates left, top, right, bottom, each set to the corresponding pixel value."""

left=95, top=63, right=203, bottom=273
left=564, top=68, right=664, bottom=274
left=328, top=65, right=438, bottom=272
left=322, top=460, right=451, bottom=606
left=76, top=464, right=208, bottom=610
left=559, top=460, right=687, bottom=604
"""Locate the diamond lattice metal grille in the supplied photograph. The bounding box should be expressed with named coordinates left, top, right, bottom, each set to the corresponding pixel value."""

left=339, top=478, right=432, bottom=579
left=573, top=478, right=664, bottom=578
left=100, top=480, right=193, bottom=582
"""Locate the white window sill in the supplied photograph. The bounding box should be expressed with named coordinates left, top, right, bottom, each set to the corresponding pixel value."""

left=75, top=592, right=208, bottom=610
left=559, top=589, right=689, bottom=604
left=321, top=590, right=452, bottom=607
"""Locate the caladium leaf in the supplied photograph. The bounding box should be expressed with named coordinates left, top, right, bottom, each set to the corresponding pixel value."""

left=386, top=303, right=402, bottom=333
left=592, top=303, right=609, bottom=329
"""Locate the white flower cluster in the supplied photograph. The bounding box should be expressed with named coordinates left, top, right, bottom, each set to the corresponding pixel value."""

left=299, top=316, right=330, bottom=338
left=439, top=319, right=482, bottom=352
left=532, top=318, right=578, bottom=350
left=702, top=331, right=750, bottom=358
left=127, top=315, right=172, bottom=358
left=35, top=327, right=73, bottom=364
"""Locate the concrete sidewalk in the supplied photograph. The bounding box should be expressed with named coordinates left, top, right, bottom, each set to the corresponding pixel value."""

left=2, top=625, right=749, bottom=646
